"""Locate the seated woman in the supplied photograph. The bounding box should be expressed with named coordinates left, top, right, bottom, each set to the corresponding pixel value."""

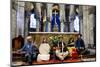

left=55, top=37, right=69, bottom=60
left=37, top=38, right=50, bottom=62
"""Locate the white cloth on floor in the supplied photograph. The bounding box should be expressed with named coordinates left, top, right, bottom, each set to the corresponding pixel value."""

left=37, top=54, right=50, bottom=61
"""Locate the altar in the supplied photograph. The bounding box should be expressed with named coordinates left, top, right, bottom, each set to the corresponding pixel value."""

left=12, top=32, right=96, bottom=66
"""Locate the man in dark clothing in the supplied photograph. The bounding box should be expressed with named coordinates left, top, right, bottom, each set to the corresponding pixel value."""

left=75, top=34, right=85, bottom=54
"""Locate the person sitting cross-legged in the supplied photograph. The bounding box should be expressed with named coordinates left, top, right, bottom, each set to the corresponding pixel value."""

left=55, top=37, right=69, bottom=60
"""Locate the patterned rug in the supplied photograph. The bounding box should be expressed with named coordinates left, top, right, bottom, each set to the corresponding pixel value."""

left=32, top=58, right=81, bottom=65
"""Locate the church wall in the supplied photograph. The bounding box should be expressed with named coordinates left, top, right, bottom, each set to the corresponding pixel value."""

left=11, top=1, right=96, bottom=48
left=16, top=2, right=25, bottom=37
left=82, top=6, right=89, bottom=48
left=82, top=6, right=96, bottom=48
left=11, top=0, right=17, bottom=39
left=88, top=6, right=95, bottom=47
left=11, top=9, right=17, bottom=39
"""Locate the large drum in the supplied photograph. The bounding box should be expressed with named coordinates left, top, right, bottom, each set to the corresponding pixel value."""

left=37, top=43, right=50, bottom=61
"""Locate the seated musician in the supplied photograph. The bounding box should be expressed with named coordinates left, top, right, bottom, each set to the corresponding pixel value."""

left=55, top=37, right=68, bottom=60
left=75, top=34, right=85, bottom=54
left=37, top=38, right=50, bottom=62
left=17, top=36, right=39, bottom=65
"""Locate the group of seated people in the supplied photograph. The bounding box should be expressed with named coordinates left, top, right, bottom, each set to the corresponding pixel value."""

left=16, top=34, right=85, bottom=65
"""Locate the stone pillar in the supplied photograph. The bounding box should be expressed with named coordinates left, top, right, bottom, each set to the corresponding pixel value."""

left=24, top=2, right=31, bottom=37
left=82, top=6, right=95, bottom=48
left=88, top=6, right=95, bottom=47
left=78, top=6, right=83, bottom=34
left=69, top=5, right=75, bottom=32
left=47, top=4, right=52, bottom=32
left=36, top=3, right=41, bottom=32
left=60, top=4, right=65, bottom=32
left=82, top=6, right=90, bottom=48
left=11, top=0, right=18, bottom=38
left=16, top=2, right=25, bottom=37
left=89, top=14, right=95, bottom=47
left=11, top=8, right=17, bottom=39
left=47, top=4, right=52, bottom=21
left=24, top=16, right=29, bottom=37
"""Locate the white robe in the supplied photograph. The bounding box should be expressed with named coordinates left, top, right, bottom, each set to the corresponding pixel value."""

left=30, top=14, right=36, bottom=28
left=74, top=16, right=79, bottom=32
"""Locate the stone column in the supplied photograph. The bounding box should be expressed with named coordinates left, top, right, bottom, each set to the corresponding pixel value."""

left=82, top=6, right=95, bottom=48
left=82, top=6, right=90, bottom=48
left=16, top=1, right=25, bottom=37
left=11, top=8, right=17, bottom=39
left=24, top=16, right=29, bottom=37
left=47, top=4, right=52, bottom=32
left=78, top=6, right=83, bottom=34
left=47, top=4, right=52, bottom=21
left=44, top=8, right=48, bottom=32
left=88, top=6, right=95, bottom=47
left=36, top=3, right=41, bottom=32
left=11, top=0, right=18, bottom=38
left=69, top=5, right=75, bottom=32
left=60, top=4, right=65, bottom=32
left=24, top=2, right=31, bottom=37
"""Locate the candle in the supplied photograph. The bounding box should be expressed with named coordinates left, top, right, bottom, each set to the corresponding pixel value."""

left=58, top=41, right=59, bottom=47
left=62, top=41, right=63, bottom=53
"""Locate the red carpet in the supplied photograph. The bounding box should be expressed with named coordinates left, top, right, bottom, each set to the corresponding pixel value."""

left=32, top=58, right=81, bottom=65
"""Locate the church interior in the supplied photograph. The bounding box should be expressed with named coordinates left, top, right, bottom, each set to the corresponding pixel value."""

left=11, top=0, right=96, bottom=66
